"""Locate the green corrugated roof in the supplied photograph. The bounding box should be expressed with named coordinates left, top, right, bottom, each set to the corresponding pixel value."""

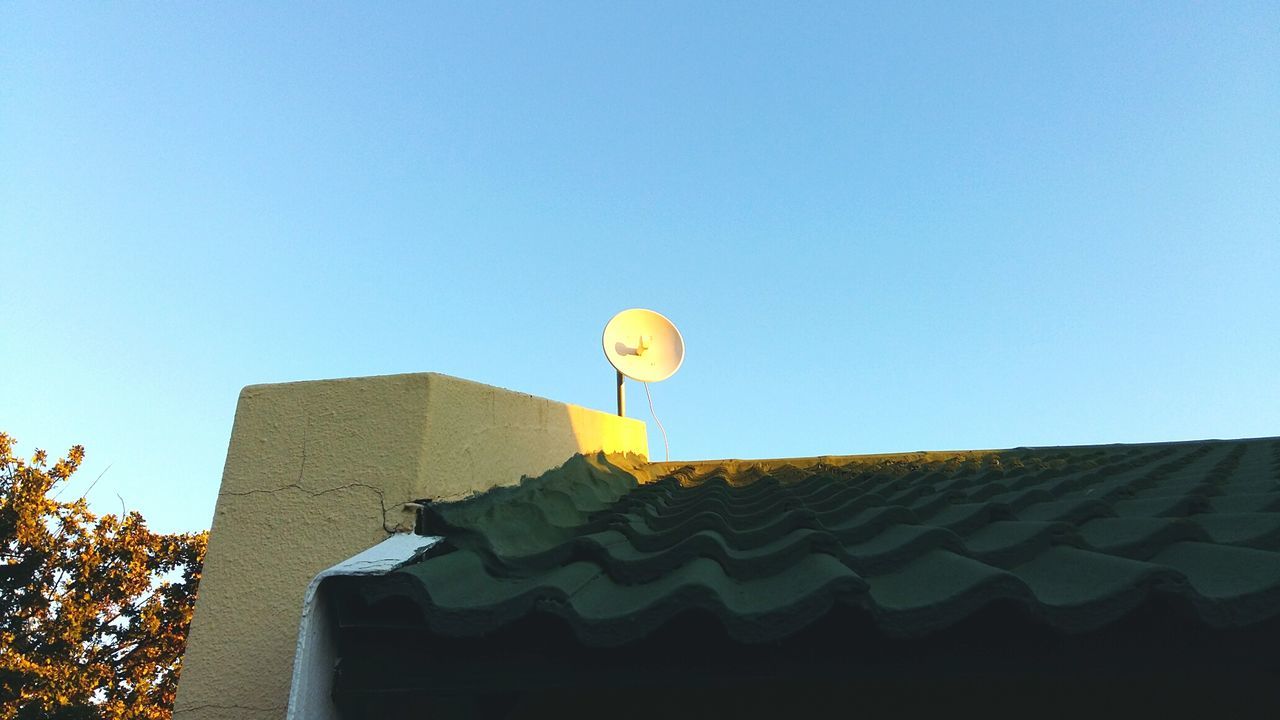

left=348, top=435, right=1280, bottom=645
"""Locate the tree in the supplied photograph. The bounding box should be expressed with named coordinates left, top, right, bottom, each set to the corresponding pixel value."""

left=0, top=433, right=207, bottom=720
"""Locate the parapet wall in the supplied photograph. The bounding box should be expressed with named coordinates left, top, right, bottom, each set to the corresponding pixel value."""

left=173, top=372, right=648, bottom=719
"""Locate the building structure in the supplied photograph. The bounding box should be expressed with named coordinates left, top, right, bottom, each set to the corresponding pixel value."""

left=172, top=373, right=647, bottom=719
left=173, top=373, right=1280, bottom=719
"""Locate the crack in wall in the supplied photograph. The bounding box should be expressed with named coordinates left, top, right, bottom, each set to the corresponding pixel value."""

left=218, top=418, right=416, bottom=533
left=221, top=482, right=408, bottom=534
left=296, top=418, right=309, bottom=485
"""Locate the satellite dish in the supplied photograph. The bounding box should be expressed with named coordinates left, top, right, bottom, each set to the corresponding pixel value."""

left=602, top=308, right=684, bottom=417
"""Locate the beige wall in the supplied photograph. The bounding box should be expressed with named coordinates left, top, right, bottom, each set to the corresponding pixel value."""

left=173, top=373, right=648, bottom=719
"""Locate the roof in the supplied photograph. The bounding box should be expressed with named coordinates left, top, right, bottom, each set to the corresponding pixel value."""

left=346, top=435, right=1280, bottom=647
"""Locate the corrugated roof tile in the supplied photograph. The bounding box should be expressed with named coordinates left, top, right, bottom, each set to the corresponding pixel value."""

left=351, top=437, right=1280, bottom=647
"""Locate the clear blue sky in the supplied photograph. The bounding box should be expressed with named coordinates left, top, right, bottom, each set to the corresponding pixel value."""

left=3, top=2, right=1277, bottom=533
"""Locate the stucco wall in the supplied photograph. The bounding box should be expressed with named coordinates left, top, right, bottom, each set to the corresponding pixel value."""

left=172, top=373, right=648, bottom=719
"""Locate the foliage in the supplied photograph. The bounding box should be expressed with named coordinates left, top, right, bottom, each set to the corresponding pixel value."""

left=0, top=433, right=207, bottom=720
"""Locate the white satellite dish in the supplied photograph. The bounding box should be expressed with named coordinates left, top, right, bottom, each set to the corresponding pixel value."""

left=602, top=308, right=684, bottom=417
